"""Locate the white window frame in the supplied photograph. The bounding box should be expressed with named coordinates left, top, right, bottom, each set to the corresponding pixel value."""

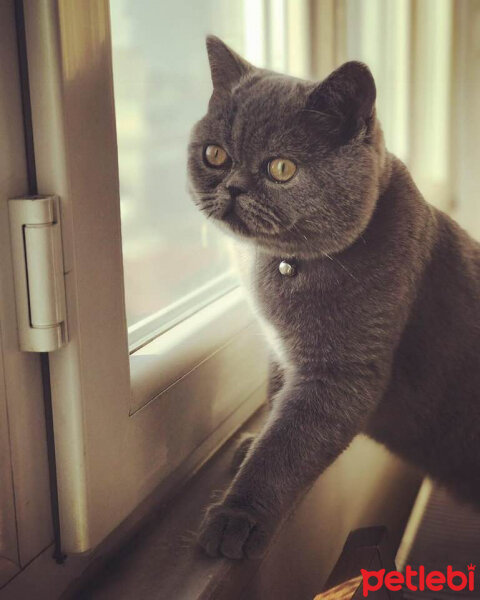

left=0, top=0, right=54, bottom=580
left=21, top=0, right=309, bottom=553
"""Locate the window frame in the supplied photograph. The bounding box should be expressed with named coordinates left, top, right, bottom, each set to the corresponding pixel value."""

left=112, top=0, right=310, bottom=351
left=21, top=0, right=310, bottom=553
left=0, top=0, right=53, bottom=577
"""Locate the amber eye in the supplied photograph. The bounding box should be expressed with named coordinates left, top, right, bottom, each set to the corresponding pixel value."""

left=204, top=144, right=229, bottom=167
left=267, top=158, right=297, bottom=182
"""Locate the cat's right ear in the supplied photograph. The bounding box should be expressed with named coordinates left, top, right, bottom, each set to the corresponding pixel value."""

left=206, top=35, right=253, bottom=95
left=305, top=61, right=376, bottom=144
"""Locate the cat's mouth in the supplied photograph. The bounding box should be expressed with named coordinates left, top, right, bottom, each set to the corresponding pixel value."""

left=200, top=193, right=284, bottom=240
left=220, top=210, right=253, bottom=237
left=221, top=200, right=284, bottom=239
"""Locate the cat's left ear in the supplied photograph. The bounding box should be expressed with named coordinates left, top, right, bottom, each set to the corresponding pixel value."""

left=306, top=61, right=376, bottom=143
left=206, top=35, right=254, bottom=94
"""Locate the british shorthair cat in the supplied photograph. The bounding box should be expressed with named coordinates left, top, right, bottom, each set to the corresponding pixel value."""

left=187, top=36, right=480, bottom=560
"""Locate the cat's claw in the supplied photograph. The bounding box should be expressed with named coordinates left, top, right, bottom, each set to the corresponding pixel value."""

left=198, top=502, right=271, bottom=560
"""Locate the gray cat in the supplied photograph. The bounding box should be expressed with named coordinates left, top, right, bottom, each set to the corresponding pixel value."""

left=187, top=36, right=480, bottom=560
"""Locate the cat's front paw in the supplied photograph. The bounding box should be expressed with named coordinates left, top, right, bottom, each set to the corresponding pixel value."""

left=198, top=501, right=273, bottom=560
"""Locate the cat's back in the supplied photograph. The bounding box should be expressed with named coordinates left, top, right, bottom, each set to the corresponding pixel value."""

left=429, top=208, right=480, bottom=303
left=369, top=204, right=480, bottom=486
left=391, top=206, right=480, bottom=405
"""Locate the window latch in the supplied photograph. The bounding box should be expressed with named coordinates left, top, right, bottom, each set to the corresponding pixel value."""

left=8, top=195, right=68, bottom=352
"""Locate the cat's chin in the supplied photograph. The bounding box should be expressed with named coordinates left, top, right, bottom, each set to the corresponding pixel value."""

left=216, top=223, right=323, bottom=257
left=220, top=213, right=253, bottom=237
left=247, top=235, right=362, bottom=260
left=237, top=234, right=322, bottom=259
left=216, top=216, right=360, bottom=258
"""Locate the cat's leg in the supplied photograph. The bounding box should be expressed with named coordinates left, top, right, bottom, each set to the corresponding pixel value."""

left=199, top=373, right=375, bottom=559
left=230, top=433, right=257, bottom=473
left=230, top=359, right=284, bottom=473
left=266, top=359, right=285, bottom=401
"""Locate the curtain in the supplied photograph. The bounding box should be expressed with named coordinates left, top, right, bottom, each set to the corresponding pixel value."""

left=309, top=0, right=480, bottom=239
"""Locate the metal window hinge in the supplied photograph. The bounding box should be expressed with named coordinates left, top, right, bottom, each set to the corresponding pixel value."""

left=8, top=195, right=68, bottom=352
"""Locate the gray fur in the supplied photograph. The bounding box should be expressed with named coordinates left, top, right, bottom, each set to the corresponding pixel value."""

left=187, top=36, right=480, bottom=560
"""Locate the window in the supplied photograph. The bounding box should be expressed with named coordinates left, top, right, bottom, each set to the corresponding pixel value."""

left=22, top=0, right=311, bottom=553
left=111, top=1, right=260, bottom=349
left=18, top=0, right=477, bottom=561
left=110, top=0, right=310, bottom=350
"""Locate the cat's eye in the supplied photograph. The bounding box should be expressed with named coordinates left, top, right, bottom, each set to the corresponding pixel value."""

left=267, top=158, right=297, bottom=182
left=204, top=144, right=229, bottom=168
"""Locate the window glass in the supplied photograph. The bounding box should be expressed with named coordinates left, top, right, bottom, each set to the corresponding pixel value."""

left=110, top=1, right=264, bottom=348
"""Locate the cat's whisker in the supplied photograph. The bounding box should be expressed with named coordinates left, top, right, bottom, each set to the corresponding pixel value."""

left=289, top=220, right=310, bottom=243
left=199, top=201, right=217, bottom=209
left=178, top=531, right=198, bottom=546
left=323, top=251, right=359, bottom=283
left=242, top=202, right=281, bottom=234
left=300, top=108, right=335, bottom=119
left=303, top=218, right=326, bottom=235
left=247, top=201, right=283, bottom=228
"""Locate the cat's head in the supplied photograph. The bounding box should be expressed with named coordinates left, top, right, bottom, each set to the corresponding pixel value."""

left=187, top=36, right=386, bottom=258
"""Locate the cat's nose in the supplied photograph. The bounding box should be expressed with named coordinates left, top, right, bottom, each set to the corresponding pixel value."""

left=227, top=184, right=245, bottom=199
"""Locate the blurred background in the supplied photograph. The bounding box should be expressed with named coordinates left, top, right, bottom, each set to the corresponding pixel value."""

left=109, top=0, right=480, bottom=349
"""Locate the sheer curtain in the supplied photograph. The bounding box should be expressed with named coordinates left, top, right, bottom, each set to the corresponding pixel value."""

left=310, top=0, right=480, bottom=239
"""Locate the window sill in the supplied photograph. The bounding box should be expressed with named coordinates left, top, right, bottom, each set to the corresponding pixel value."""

left=67, top=407, right=269, bottom=599
left=129, top=287, right=254, bottom=415
left=69, top=412, right=421, bottom=600
left=6, top=403, right=421, bottom=598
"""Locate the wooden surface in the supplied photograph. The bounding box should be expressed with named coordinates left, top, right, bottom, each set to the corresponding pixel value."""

left=318, top=527, right=401, bottom=600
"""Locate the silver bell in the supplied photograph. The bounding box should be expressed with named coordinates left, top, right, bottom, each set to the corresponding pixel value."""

left=279, top=260, right=297, bottom=277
